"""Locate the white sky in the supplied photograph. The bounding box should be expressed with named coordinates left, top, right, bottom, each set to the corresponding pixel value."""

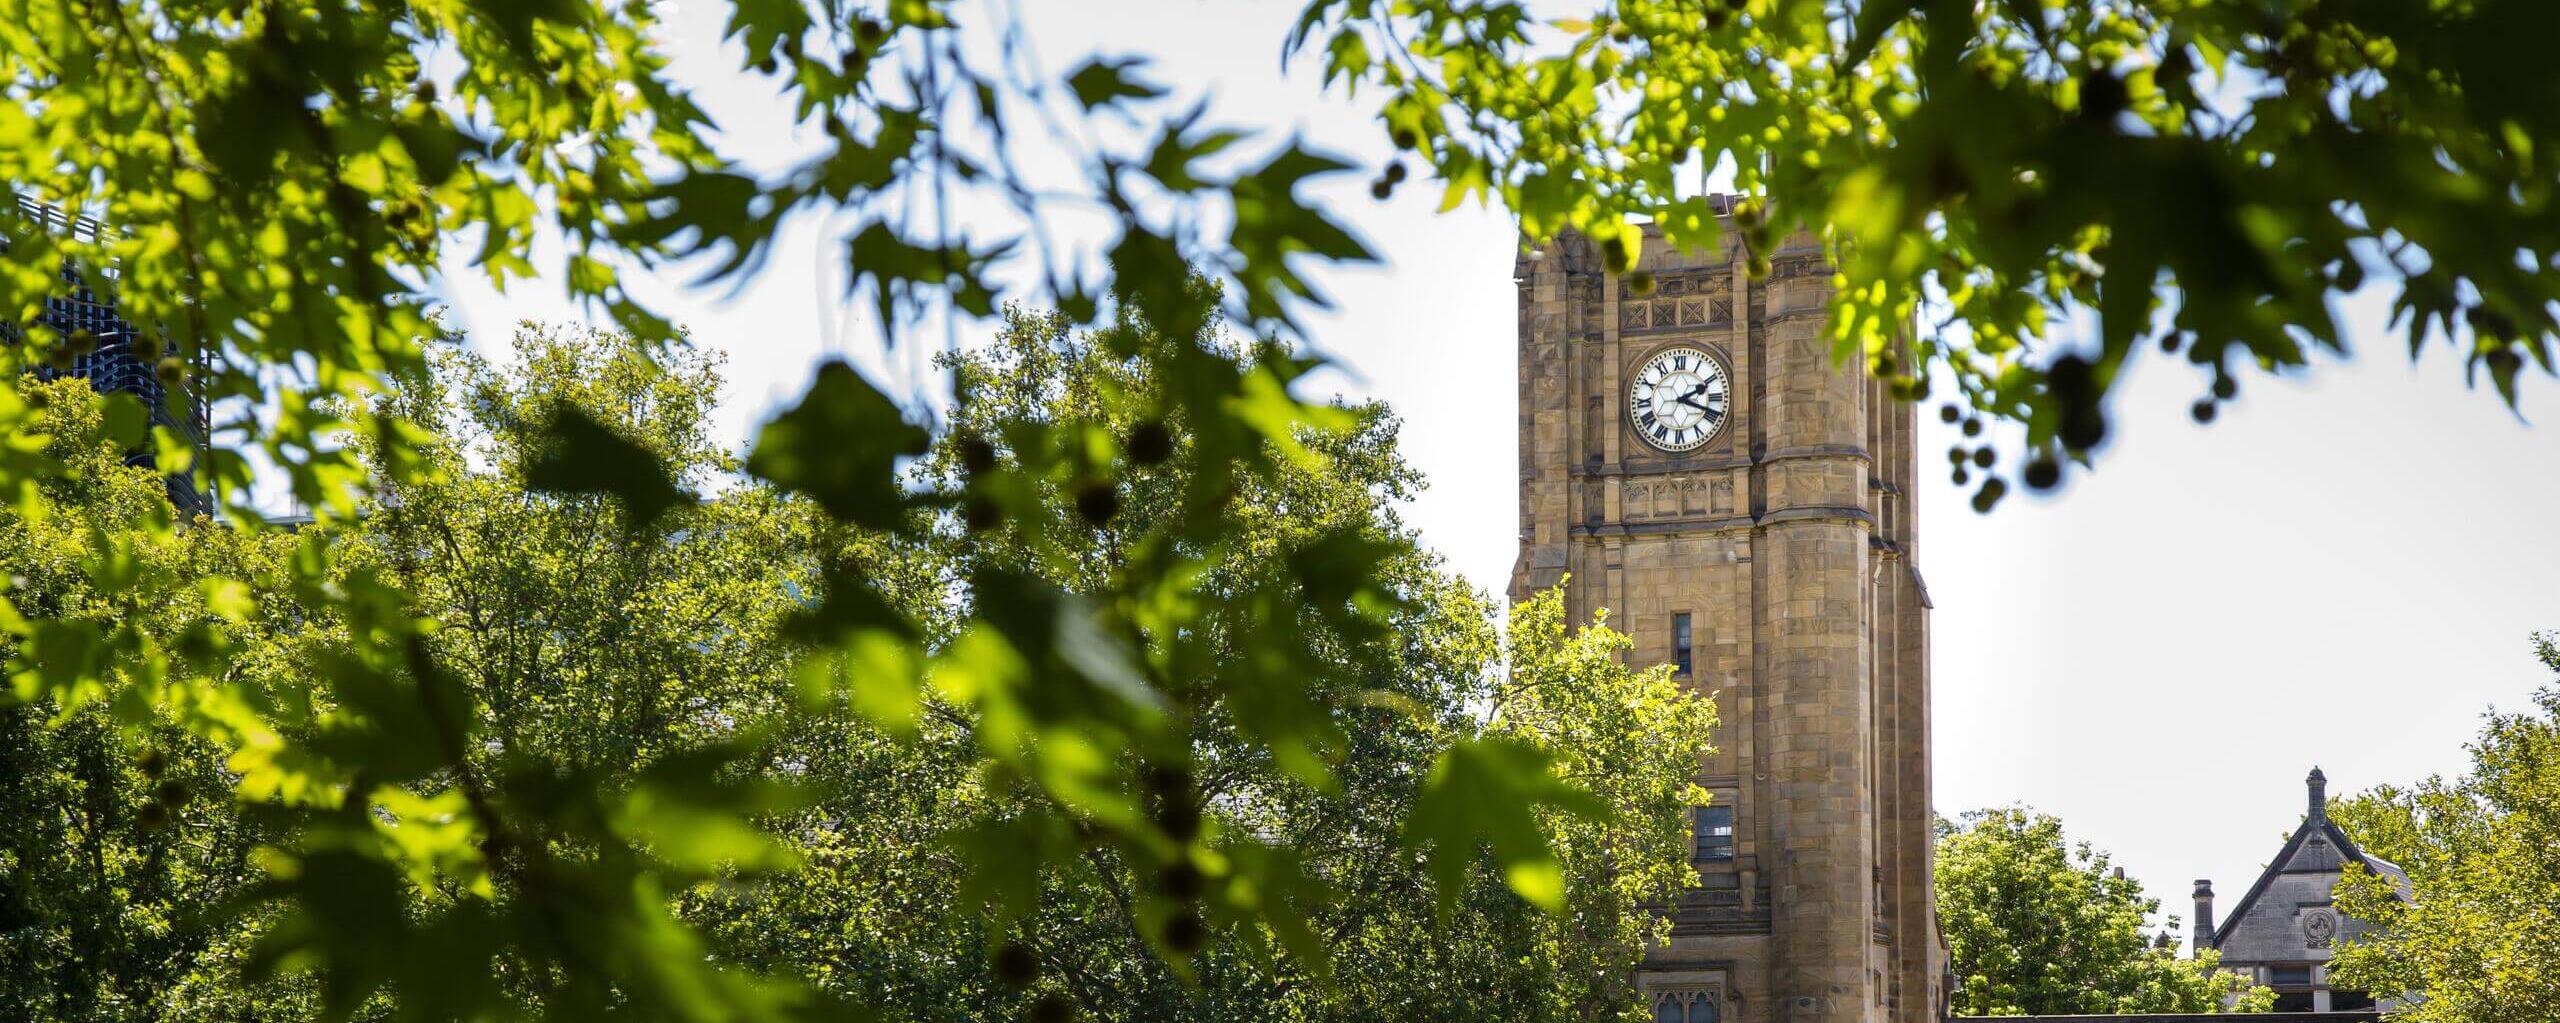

left=432, top=1, right=2560, bottom=940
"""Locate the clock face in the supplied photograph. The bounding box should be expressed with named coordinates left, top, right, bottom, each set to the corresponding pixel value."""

left=1628, top=346, right=1731, bottom=453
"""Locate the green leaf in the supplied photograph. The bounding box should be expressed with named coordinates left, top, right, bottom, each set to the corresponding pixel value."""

left=745, top=360, right=928, bottom=529
left=98, top=392, right=149, bottom=450
left=1066, top=57, right=1166, bottom=110
left=1403, top=735, right=1607, bottom=914
left=523, top=402, right=692, bottom=529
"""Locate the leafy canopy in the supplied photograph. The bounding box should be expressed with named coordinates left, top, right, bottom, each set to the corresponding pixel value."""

left=1291, top=0, right=2560, bottom=508
left=2329, top=634, right=2560, bottom=1023
left=11, top=0, right=2550, bottom=1017
left=1935, top=807, right=2268, bottom=1016
left=2, top=319, right=1722, bottom=1023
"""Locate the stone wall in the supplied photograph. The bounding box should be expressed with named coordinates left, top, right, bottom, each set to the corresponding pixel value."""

left=1513, top=216, right=1940, bottom=1023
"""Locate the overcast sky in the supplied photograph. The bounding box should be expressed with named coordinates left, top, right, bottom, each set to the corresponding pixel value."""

left=431, top=1, right=2560, bottom=939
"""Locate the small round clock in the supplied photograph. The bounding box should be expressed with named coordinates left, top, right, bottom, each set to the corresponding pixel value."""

left=1628, top=345, right=1731, bottom=453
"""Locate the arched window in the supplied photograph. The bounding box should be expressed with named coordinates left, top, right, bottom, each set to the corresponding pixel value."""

left=1653, top=991, right=1720, bottom=1023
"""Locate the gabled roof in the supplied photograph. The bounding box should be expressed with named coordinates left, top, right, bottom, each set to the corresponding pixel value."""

left=2212, top=767, right=2410, bottom=949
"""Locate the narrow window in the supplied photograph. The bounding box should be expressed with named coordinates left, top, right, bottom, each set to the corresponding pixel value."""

left=1673, top=612, right=1694, bottom=676
left=1692, top=805, right=1734, bottom=863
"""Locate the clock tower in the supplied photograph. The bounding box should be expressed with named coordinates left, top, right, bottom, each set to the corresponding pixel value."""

left=1510, top=206, right=1942, bottom=1023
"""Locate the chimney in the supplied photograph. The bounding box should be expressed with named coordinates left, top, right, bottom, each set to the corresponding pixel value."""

left=2307, top=766, right=2329, bottom=821
left=2192, top=879, right=2216, bottom=954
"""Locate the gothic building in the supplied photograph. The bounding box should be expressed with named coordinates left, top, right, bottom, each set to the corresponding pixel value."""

left=2191, top=768, right=2410, bottom=1013
left=1511, top=205, right=1942, bottom=1023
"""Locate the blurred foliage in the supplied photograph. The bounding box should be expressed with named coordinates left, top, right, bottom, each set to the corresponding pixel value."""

left=2329, top=634, right=2560, bottom=1022
left=1, top=318, right=1718, bottom=1021
left=687, top=311, right=1715, bottom=1023
left=1292, top=0, right=2560, bottom=505
left=1935, top=807, right=2270, bottom=1016
left=0, top=0, right=1544, bottom=1016
left=17, top=0, right=2545, bottom=1017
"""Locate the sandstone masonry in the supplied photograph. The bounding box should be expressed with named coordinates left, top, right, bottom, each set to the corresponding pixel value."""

left=1510, top=210, right=1944, bottom=1023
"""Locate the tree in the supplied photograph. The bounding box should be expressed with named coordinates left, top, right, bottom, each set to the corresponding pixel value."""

left=2329, top=634, right=2560, bottom=1023
left=1296, top=0, right=2560, bottom=506
left=6, top=315, right=1720, bottom=1022
left=688, top=307, right=1716, bottom=1023
left=1936, top=807, right=2268, bottom=1016
left=14, top=1, right=2558, bottom=1018
left=0, top=377, right=295, bottom=1021
left=1479, top=586, right=1718, bottom=1023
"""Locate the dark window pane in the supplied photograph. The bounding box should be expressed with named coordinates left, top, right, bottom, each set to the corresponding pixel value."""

left=2271, top=966, right=2314, bottom=986
left=1652, top=997, right=1683, bottom=1023
left=1693, top=805, right=1734, bottom=862
left=1673, top=613, right=1693, bottom=675
left=1688, top=998, right=1720, bottom=1023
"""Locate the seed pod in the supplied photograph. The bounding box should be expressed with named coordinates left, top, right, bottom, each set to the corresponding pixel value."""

left=1162, top=910, right=1206, bottom=953
left=1126, top=421, right=1173, bottom=465
left=958, top=435, right=996, bottom=475
left=2078, top=68, right=2129, bottom=122
left=1074, top=482, right=1120, bottom=525
left=993, top=942, right=1039, bottom=988
left=1160, top=860, right=1205, bottom=901
left=1970, top=477, right=2007, bottom=513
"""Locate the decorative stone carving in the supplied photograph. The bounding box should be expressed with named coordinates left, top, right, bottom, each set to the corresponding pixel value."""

left=1771, top=253, right=1828, bottom=280
left=2302, top=909, right=2338, bottom=949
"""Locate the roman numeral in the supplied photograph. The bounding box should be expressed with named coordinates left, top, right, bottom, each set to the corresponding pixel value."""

left=1673, top=355, right=1689, bottom=371
left=1639, top=411, right=1657, bottom=428
left=1634, top=397, right=1652, bottom=410
left=1704, top=408, right=1724, bottom=424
